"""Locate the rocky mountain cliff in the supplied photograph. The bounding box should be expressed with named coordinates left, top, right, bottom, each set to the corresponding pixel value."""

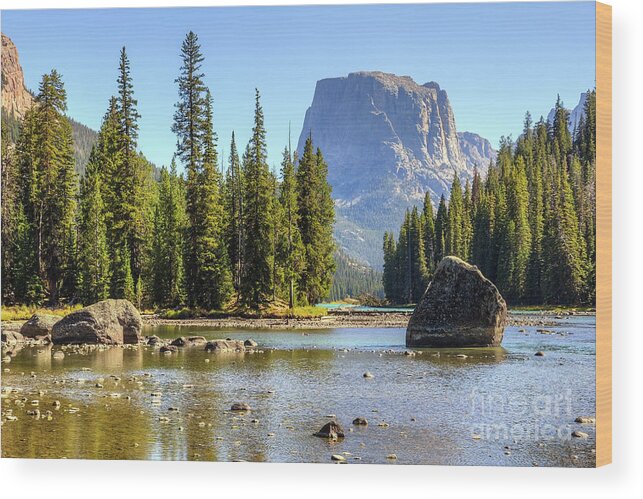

left=1, top=33, right=34, bottom=121
left=1, top=32, right=98, bottom=174
left=297, top=71, right=495, bottom=268
left=547, top=91, right=590, bottom=132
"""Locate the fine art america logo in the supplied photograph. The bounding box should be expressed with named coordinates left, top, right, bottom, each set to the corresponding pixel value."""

left=468, top=388, right=575, bottom=441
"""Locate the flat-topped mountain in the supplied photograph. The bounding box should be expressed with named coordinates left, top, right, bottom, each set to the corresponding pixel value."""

left=297, top=71, right=495, bottom=267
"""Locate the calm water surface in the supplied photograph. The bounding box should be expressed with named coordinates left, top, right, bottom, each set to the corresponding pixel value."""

left=1, top=316, right=596, bottom=466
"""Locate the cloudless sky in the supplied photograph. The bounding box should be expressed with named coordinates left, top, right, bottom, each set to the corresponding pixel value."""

left=2, top=2, right=596, bottom=170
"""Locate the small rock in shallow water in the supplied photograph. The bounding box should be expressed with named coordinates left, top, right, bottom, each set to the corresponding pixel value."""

left=331, top=454, right=346, bottom=462
left=363, top=371, right=374, bottom=378
left=456, top=354, right=468, bottom=359
left=52, top=351, right=65, bottom=360
left=314, top=421, right=345, bottom=440
left=534, top=351, right=545, bottom=357
left=230, top=402, right=251, bottom=411
left=352, top=417, right=368, bottom=426
left=575, top=416, right=596, bottom=424
left=571, top=431, right=589, bottom=438
left=386, top=454, right=397, bottom=460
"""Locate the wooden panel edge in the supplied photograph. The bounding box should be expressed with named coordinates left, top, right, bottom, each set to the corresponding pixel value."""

left=595, top=0, right=612, bottom=468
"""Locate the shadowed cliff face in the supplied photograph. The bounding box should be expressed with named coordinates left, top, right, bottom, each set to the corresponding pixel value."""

left=297, top=72, right=496, bottom=268
left=1, top=33, right=35, bottom=120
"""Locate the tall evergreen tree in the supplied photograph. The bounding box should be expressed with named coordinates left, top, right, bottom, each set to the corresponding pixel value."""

left=195, top=90, right=233, bottom=309
left=296, top=135, right=336, bottom=305
left=241, top=90, right=275, bottom=307
left=224, top=132, right=244, bottom=296
left=277, top=147, right=305, bottom=308
left=150, top=160, right=186, bottom=307
left=445, top=175, right=464, bottom=259
left=14, top=70, right=77, bottom=304
left=421, top=192, right=436, bottom=275
left=77, top=147, right=110, bottom=304
left=434, top=194, right=448, bottom=266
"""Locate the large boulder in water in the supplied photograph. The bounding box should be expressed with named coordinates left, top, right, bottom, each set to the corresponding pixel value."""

left=51, top=299, right=142, bottom=345
left=20, top=314, right=60, bottom=340
left=406, top=256, right=506, bottom=348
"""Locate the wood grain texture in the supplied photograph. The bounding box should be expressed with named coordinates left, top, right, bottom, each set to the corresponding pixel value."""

left=595, top=1, right=612, bottom=468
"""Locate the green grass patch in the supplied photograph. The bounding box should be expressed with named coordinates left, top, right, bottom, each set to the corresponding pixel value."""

left=1, top=304, right=84, bottom=322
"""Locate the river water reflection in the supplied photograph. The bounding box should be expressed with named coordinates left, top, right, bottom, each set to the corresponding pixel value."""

left=1, top=315, right=596, bottom=466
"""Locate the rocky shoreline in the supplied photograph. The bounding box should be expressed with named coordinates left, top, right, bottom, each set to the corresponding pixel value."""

left=2, top=309, right=595, bottom=335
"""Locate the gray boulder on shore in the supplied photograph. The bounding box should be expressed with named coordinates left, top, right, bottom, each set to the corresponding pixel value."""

left=20, top=313, right=60, bottom=340
left=51, top=299, right=142, bottom=345
left=406, top=256, right=507, bottom=348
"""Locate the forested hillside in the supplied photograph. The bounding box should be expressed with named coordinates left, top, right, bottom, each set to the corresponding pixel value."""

left=329, top=249, right=384, bottom=302
left=384, top=93, right=596, bottom=306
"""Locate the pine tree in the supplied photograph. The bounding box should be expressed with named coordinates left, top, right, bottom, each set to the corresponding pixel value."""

left=100, top=47, right=153, bottom=302
left=446, top=175, right=464, bottom=259
left=296, top=135, right=336, bottom=305
left=542, top=162, right=587, bottom=304
left=14, top=70, right=77, bottom=305
left=278, top=147, right=305, bottom=308
left=434, top=194, right=448, bottom=266
left=150, top=159, right=186, bottom=307
left=196, top=90, right=233, bottom=309
left=77, top=147, right=110, bottom=304
left=224, top=132, right=244, bottom=296
left=382, top=232, right=397, bottom=303
left=172, top=31, right=209, bottom=307
left=1, top=122, right=18, bottom=302
left=241, top=90, right=275, bottom=308
left=421, top=192, right=436, bottom=275
left=409, top=206, right=428, bottom=301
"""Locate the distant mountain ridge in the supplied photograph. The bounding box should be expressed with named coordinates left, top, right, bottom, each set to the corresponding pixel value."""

left=297, top=71, right=496, bottom=268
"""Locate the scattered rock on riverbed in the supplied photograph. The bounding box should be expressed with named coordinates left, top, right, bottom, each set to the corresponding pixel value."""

left=572, top=431, right=589, bottom=438
left=230, top=403, right=251, bottom=411
left=160, top=345, right=178, bottom=354
left=205, top=339, right=247, bottom=353
left=535, top=351, right=545, bottom=357
left=575, top=416, right=596, bottom=424
left=352, top=417, right=368, bottom=426
left=314, top=421, right=345, bottom=440
left=171, top=336, right=207, bottom=348
left=406, top=256, right=507, bottom=348
left=363, top=371, right=374, bottom=378
left=52, top=299, right=142, bottom=345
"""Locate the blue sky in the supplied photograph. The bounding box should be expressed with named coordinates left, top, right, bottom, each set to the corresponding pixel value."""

left=2, top=2, right=596, bottom=170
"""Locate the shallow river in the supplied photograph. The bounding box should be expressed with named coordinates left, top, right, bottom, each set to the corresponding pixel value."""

left=1, top=315, right=596, bottom=466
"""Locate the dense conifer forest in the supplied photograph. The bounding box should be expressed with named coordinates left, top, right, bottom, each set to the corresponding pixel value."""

left=1, top=32, right=336, bottom=312
left=383, top=93, right=596, bottom=306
